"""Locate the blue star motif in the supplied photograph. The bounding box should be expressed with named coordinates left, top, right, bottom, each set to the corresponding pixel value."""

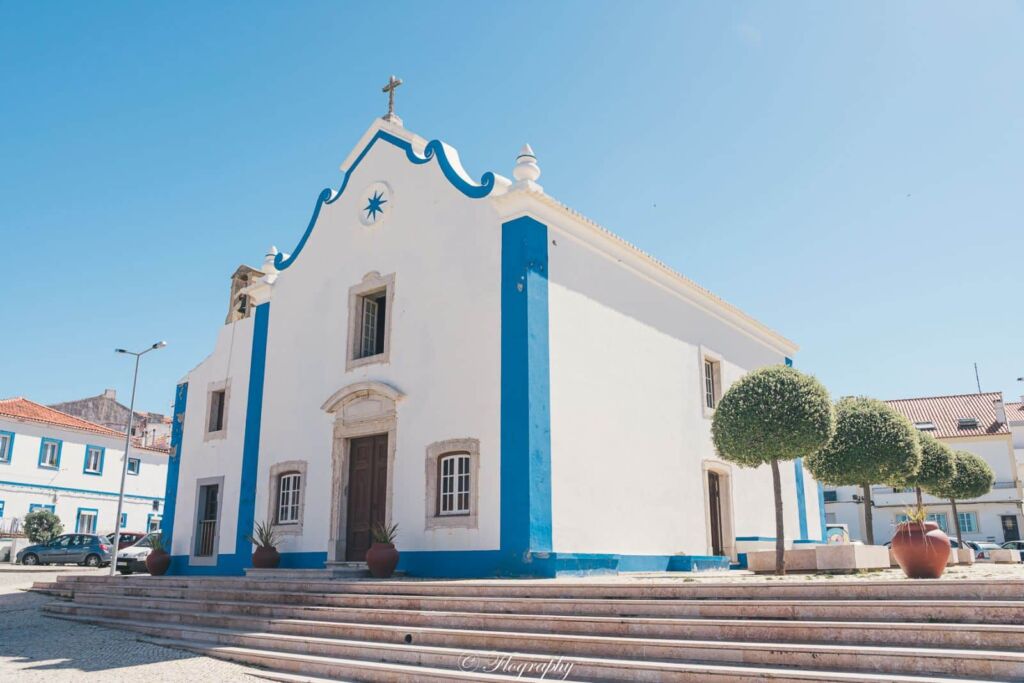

left=364, top=190, right=387, bottom=221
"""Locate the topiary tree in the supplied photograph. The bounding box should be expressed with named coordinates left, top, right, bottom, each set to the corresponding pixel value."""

left=711, top=365, right=835, bottom=575
left=929, top=450, right=994, bottom=545
left=23, top=509, right=63, bottom=544
left=905, top=432, right=956, bottom=509
left=805, top=397, right=921, bottom=545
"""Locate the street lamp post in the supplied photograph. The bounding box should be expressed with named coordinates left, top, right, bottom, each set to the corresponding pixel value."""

left=110, top=341, right=166, bottom=576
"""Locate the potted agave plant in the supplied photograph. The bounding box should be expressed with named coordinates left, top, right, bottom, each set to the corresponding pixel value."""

left=247, top=520, right=282, bottom=569
left=890, top=505, right=950, bottom=579
left=145, top=534, right=171, bottom=576
left=366, top=522, right=399, bottom=578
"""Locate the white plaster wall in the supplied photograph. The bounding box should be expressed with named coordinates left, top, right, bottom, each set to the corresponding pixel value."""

left=254, top=130, right=503, bottom=555
left=171, top=317, right=254, bottom=557
left=0, top=418, right=167, bottom=534
left=546, top=223, right=812, bottom=556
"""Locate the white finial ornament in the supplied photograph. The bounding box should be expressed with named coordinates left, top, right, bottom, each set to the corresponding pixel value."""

left=512, top=144, right=542, bottom=192
left=263, top=246, right=279, bottom=283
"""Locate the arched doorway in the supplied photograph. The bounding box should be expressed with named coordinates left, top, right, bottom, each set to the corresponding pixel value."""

left=321, top=381, right=404, bottom=563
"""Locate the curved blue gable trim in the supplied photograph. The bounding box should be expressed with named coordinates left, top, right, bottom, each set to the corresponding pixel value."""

left=275, top=130, right=496, bottom=271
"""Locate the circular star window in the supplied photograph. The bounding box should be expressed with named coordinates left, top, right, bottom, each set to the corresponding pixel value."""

left=359, top=181, right=392, bottom=226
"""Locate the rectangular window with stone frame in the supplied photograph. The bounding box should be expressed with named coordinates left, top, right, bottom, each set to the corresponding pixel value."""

left=438, top=452, right=472, bottom=516
left=357, top=291, right=387, bottom=359
left=346, top=272, right=395, bottom=371
left=277, top=472, right=302, bottom=524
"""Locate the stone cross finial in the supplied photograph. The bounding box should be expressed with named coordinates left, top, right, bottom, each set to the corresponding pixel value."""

left=381, top=75, right=403, bottom=125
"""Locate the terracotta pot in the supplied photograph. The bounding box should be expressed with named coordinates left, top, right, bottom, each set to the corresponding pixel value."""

left=891, top=521, right=949, bottom=579
left=366, top=542, right=399, bottom=578
left=145, top=549, right=171, bottom=576
left=252, top=545, right=280, bottom=569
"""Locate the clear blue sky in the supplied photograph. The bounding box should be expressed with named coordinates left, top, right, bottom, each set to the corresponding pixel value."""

left=2, top=2, right=1021, bottom=415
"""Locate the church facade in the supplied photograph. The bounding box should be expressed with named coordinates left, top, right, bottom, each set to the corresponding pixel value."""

left=162, top=114, right=823, bottom=577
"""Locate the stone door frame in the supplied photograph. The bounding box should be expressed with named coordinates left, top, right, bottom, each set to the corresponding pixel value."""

left=321, top=381, right=404, bottom=563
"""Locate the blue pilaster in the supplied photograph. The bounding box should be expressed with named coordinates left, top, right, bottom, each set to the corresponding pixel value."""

left=233, top=301, right=270, bottom=568
left=161, top=381, right=188, bottom=551
left=500, top=216, right=552, bottom=569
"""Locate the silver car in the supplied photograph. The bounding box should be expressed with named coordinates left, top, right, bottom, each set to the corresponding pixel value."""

left=16, top=534, right=112, bottom=567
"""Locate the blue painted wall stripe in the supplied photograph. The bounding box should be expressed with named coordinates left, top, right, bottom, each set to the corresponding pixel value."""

left=500, top=216, right=552, bottom=564
left=0, top=479, right=163, bottom=502
left=160, top=382, right=188, bottom=550
left=233, top=302, right=270, bottom=567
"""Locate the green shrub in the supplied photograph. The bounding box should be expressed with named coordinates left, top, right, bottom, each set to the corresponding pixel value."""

left=23, top=509, right=63, bottom=544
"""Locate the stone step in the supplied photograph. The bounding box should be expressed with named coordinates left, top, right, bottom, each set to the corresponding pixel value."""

left=143, top=637, right=968, bottom=683
left=55, top=584, right=1024, bottom=624
left=61, top=591, right=1024, bottom=650
left=50, top=574, right=1024, bottom=601
left=47, top=613, right=988, bottom=682
left=243, top=566, right=372, bottom=580
left=143, top=636, right=551, bottom=683
left=27, top=581, right=72, bottom=598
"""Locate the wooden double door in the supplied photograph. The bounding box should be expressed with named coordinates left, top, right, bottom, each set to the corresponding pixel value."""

left=346, top=434, right=389, bottom=561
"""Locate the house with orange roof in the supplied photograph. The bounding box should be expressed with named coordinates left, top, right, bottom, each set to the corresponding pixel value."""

left=824, top=392, right=1023, bottom=545
left=0, top=397, right=169, bottom=542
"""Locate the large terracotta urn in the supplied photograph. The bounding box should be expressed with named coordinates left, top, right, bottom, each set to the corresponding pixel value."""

left=146, top=549, right=171, bottom=576
left=366, top=542, right=399, bottom=578
left=891, top=521, right=949, bottom=579
left=252, top=545, right=281, bottom=569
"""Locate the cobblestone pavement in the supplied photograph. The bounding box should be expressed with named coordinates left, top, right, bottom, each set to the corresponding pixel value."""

left=0, top=567, right=259, bottom=682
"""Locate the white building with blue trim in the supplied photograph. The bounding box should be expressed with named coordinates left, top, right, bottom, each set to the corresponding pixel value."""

left=163, top=115, right=823, bottom=577
left=0, top=398, right=168, bottom=539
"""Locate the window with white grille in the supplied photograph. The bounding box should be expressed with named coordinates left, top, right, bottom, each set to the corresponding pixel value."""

left=77, top=510, right=97, bottom=534
left=438, top=453, right=471, bottom=516
left=277, top=472, right=302, bottom=524
left=704, top=359, right=717, bottom=409
left=84, top=447, right=103, bottom=474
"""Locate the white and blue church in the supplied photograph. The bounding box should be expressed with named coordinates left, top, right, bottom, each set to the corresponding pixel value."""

left=162, top=96, right=824, bottom=577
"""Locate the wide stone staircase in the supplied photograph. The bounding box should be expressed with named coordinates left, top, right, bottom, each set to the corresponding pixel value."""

left=31, top=573, right=1024, bottom=681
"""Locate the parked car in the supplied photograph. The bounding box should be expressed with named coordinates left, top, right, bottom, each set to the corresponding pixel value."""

left=973, top=542, right=1002, bottom=560
left=116, top=531, right=161, bottom=575
left=947, top=537, right=982, bottom=553
left=1001, top=540, right=1024, bottom=561
left=105, top=531, right=146, bottom=550
left=16, top=534, right=112, bottom=567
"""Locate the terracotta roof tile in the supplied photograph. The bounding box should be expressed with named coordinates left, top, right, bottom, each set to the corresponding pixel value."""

left=0, top=397, right=126, bottom=438
left=885, top=392, right=1010, bottom=439
left=1006, top=401, right=1024, bottom=424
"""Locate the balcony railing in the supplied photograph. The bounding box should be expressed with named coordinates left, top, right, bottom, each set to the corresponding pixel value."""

left=195, top=519, right=217, bottom=557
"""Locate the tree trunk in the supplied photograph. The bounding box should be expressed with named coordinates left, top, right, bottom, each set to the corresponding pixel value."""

left=770, top=458, right=786, bottom=576
left=915, top=487, right=923, bottom=510
left=950, top=498, right=963, bottom=546
left=861, top=483, right=875, bottom=545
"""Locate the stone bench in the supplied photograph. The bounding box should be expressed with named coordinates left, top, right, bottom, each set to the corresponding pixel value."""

left=746, top=544, right=890, bottom=573
left=987, top=548, right=1021, bottom=564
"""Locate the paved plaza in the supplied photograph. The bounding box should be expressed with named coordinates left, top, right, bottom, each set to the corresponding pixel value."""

left=0, top=567, right=258, bottom=682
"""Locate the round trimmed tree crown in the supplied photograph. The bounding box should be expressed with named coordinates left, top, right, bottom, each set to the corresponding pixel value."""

left=930, top=450, right=994, bottom=501
left=711, top=365, right=835, bottom=467
left=906, top=431, right=956, bottom=494
left=805, top=396, right=921, bottom=486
